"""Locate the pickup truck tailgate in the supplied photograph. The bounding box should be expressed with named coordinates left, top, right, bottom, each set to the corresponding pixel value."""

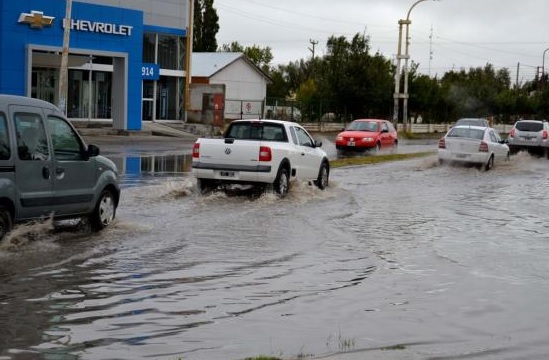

left=197, top=138, right=261, bottom=167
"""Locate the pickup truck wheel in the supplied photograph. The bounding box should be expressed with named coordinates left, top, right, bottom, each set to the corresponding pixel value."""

left=0, top=206, right=13, bottom=241
left=274, top=167, right=290, bottom=197
left=197, top=178, right=215, bottom=195
left=315, top=162, right=329, bottom=190
left=90, top=189, right=116, bottom=231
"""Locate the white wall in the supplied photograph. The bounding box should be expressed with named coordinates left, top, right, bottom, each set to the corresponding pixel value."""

left=210, top=58, right=267, bottom=101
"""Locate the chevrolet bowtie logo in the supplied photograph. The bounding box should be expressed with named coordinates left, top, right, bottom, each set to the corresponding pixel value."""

left=18, top=11, right=55, bottom=29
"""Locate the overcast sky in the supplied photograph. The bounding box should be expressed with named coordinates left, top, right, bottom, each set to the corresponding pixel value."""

left=215, top=0, right=549, bottom=84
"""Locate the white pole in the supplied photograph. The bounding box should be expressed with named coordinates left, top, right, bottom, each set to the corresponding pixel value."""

left=184, top=0, right=194, bottom=122
left=58, top=0, right=72, bottom=114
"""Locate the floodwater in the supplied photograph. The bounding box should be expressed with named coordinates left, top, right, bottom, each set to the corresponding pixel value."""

left=1, top=147, right=549, bottom=360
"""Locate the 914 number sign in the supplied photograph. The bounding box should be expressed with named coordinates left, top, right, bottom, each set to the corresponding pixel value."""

left=142, top=63, right=159, bottom=80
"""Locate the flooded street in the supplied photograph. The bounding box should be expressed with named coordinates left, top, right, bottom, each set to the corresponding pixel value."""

left=1, top=138, right=549, bottom=360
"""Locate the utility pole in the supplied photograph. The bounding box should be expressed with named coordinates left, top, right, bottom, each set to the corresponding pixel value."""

left=184, top=0, right=194, bottom=122
left=58, top=0, right=72, bottom=114
left=428, top=26, right=433, bottom=76
left=308, top=39, right=318, bottom=59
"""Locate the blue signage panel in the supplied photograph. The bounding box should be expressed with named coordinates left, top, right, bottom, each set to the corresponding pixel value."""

left=142, top=63, right=159, bottom=80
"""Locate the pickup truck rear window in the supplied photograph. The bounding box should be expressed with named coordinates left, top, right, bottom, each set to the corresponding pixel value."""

left=226, top=122, right=287, bottom=142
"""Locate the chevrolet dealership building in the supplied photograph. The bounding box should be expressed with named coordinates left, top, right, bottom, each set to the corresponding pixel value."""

left=0, top=0, right=189, bottom=131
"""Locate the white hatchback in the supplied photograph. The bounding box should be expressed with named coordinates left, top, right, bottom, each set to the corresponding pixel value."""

left=438, top=125, right=509, bottom=171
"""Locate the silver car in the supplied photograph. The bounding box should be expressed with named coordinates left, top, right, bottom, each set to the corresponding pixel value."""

left=507, top=120, right=549, bottom=157
left=438, top=125, right=509, bottom=171
left=0, top=95, right=120, bottom=240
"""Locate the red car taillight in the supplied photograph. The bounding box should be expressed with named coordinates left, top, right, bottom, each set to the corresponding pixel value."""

left=510, top=129, right=515, bottom=138
left=438, top=138, right=446, bottom=149
left=543, top=130, right=548, bottom=139
left=259, top=146, right=272, bottom=162
left=479, top=141, right=489, bottom=152
left=192, top=142, right=200, bottom=158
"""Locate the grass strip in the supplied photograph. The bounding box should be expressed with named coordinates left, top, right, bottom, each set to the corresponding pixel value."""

left=331, top=151, right=435, bottom=168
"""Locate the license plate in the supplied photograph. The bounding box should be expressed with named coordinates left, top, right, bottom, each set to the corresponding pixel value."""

left=456, top=154, right=467, bottom=158
left=220, top=171, right=235, bottom=177
left=347, top=141, right=355, bottom=146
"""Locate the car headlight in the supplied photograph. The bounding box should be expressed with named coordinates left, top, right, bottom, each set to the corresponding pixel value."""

left=362, top=137, right=374, bottom=142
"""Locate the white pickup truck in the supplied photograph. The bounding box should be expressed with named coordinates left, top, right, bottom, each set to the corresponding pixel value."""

left=192, top=119, right=330, bottom=196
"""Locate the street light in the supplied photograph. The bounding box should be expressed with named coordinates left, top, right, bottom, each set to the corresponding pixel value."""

left=393, top=0, right=436, bottom=132
left=542, top=47, right=549, bottom=81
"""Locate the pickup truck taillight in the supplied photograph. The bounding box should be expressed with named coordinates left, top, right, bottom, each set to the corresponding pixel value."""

left=192, top=142, right=200, bottom=158
left=259, top=146, right=272, bottom=162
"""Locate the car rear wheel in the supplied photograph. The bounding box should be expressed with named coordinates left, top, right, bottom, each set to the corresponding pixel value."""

left=484, top=155, right=494, bottom=171
left=273, top=167, right=289, bottom=197
left=315, top=162, right=329, bottom=190
left=90, top=189, right=116, bottom=231
left=0, top=206, right=13, bottom=241
left=197, top=178, right=215, bottom=195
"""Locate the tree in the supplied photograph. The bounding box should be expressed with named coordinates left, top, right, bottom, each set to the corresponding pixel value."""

left=193, top=0, right=219, bottom=52
left=219, top=41, right=273, bottom=73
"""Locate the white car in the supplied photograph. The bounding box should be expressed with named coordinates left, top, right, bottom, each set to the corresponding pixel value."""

left=438, top=125, right=509, bottom=171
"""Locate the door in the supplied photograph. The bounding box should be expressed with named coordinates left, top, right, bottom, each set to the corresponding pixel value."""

left=10, top=106, right=54, bottom=220
left=47, top=115, right=96, bottom=215
left=291, top=126, right=322, bottom=180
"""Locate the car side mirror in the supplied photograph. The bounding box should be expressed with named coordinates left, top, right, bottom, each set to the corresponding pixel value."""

left=87, top=144, right=100, bottom=157
left=381, top=128, right=389, bottom=133
left=314, top=140, right=323, bottom=148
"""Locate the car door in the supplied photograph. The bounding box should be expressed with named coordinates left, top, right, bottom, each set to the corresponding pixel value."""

left=489, top=129, right=507, bottom=162
left=10, top=106, right=54, bottom=220
left=291, top=125, right=322, bottom=180
left=47, top=115, right=97, bottom=215
left=380, top=121, right=391, bottom=147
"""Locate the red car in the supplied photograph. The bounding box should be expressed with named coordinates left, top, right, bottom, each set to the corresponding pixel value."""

left=335, top=119, right=398, bottom=153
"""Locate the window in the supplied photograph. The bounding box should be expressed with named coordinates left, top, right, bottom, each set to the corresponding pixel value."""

left=516, top=121, right=543, bottom=132
left=157, top=34, right=185, bottom=70
left=47, top=116, right=85, bottom=161
left=447, top=127, right=485, bottom=140
left=0, top=113, right=10, bottom=160
left=14, top=113, right=49, bottom=161
left=294, top=126, right=313, bottom=147
left=226, top=122, right=287, bottom=141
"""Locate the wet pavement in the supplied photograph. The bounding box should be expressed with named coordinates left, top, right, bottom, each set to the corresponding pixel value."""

left=1, top=134, right=548, bottom=360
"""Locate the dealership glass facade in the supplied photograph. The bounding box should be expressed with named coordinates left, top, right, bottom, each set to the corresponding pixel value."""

left=0, top=0, right=188, bottom=130
left=142, top=33, right=186, bottom=121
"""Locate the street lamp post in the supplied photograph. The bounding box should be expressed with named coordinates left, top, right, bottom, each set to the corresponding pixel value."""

left=393, top=0, right=435, bottom=132
left=542, top=47, right=549, bottom=82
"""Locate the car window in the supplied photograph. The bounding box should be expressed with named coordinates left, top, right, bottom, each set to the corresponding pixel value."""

left=489, top=131, right=498, bottom=143
left=47, top=116, right=85, bottom=161
left=382, top=122, right=389, bottom=132
left=0, top=113, right=10, bottom=160
left=289, top=127, right=298, bottom=145
left=447, top=127, right=485, bottom=140
left=516, top=122, right=543, bottom=132
left=348, top=121, right=378, bottom=132
left=293, top=126, right=313, bottom=147
left=14, top=113, right=49, bottom=161
left=226, top=122, right=287, bottom=141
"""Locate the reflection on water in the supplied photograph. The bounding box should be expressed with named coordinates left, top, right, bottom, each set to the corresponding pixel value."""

left=111, top=153, right=193, bottom=187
